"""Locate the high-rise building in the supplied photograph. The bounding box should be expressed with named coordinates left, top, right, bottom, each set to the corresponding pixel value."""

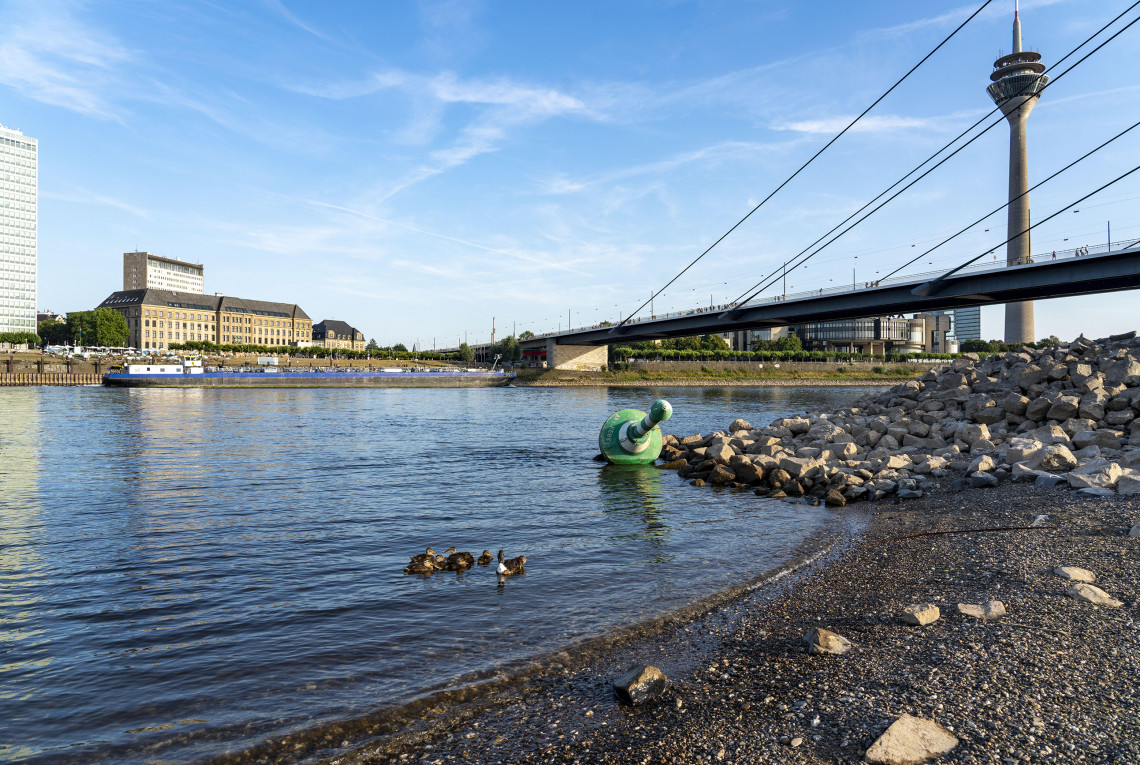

left=0, top=124, right=37, bottom=335
left=930, top=306, right=982, bottom=342
left=987, top=1, right=1048, bottom=344
left=123, top=251, right=205, bottom=293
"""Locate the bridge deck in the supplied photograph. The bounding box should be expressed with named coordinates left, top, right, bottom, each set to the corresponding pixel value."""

left=521, top=244, right=1140, bottom=347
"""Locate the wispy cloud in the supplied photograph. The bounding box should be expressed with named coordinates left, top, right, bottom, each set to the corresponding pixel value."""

left=296, top=68, right=592, bottom=199
left=42, top=187, right=151, bottom=218
left=0, top=0, right=132, bottom=119
left=541, top=139, right=806, bottom=197
left=306, top=199, right=593, bottom=275
left=864, top=0, right=1074, bottom=41
left=772, top=114, right=937, bottom=135
left=260, top=0, right=336, bottom=43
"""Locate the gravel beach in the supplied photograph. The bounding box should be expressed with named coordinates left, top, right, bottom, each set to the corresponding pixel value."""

left=346, top=482, right=1139, bottom=765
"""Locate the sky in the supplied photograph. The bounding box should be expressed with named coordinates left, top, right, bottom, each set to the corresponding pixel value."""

left=3, top=0, right=1139, bottom=348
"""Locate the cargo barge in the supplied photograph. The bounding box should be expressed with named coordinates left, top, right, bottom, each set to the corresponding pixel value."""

left=103, top=359, right=513, bottom=388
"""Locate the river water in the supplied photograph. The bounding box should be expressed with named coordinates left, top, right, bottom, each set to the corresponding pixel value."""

left=0, top=384, right=874, bottom=763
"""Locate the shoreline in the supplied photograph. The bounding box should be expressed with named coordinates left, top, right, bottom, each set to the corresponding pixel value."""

left=340, top=482, right=1138, bottom=764
left=513, top=379, right=896, bottom=388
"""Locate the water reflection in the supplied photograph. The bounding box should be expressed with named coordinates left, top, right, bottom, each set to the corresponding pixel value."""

left=0, top=389, right=45, bottom=761
left=597, top=464, right=671, bottom=546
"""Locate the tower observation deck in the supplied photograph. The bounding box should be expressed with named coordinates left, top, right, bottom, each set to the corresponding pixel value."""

left=988, top=1, right=1049, bottom=344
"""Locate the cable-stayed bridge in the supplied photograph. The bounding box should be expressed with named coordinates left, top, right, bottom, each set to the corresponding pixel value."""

left=507, top=241, right=1140, bottom=367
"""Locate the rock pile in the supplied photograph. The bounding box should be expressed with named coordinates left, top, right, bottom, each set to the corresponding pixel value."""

left=660, top=331, right=1140, bottom=502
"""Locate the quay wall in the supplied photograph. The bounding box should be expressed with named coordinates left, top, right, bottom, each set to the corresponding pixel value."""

left=0, top=373, right=105, bottom=386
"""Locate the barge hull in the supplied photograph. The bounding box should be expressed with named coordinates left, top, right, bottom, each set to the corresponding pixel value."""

left=104, top=374, right=512, bottom=389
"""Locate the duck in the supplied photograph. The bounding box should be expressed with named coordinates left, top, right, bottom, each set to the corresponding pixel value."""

left=403, top=558, right=434, bottom=575
left=497, top=549, right=526, bottom=575
left=477, top=550, right=493, bottom=566
left=447, top=550, right=476, bottom=569
left=408, top=547, right=435, bottom=566
left=442, top=547, right=457, bottom=555
left=433, top=553, right=448, bottom=569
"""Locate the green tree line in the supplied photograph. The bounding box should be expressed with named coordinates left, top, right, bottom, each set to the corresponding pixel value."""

left=37, top=309, right=130, bottom=347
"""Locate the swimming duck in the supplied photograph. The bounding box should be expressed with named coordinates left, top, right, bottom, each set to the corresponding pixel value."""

left=408, top=547, right=435, bottom=566
left=442, top=547, right=457, bottom=555
left=497, top=549, right=526, bottom=575
left=403, top=558, right=434, bottom=575
left=433, top=553, right=448, bottom=568
left=477, top=550, right=493, bottom=566
left=448, top=551, right=475, bottom=569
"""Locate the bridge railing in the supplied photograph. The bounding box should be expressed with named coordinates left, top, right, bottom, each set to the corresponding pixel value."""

left=525, top=238, right=1138, bottom=341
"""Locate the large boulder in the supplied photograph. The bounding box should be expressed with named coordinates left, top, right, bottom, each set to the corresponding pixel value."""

left=1066, top=459, right=1122, bottom=490
left=803, top=627, right=853, bottom=655
left=1045, top=395, right=1081, bottom=421
left=1072, top=430, right=1123, bottom=451
left=779, top=455, right=824, bottom=479
left=1067, top=583, right=1123, bottom=607
left=613, top=665, right=669, bottom=705
left=865, top=714, right=959, bottom=765
left=1102, top=358, right=1140, bottom=386
left=1028, top=444, right=1078, bottom=472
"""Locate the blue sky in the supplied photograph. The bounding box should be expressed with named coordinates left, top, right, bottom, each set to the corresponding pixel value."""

left=4, top=0, right=1139, bottom=347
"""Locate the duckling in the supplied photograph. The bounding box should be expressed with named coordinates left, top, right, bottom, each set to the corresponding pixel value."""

left=403, top=558, right=434, bottom=575
left=433, top=553, right=448, bottom=568
left=449, top=551, right=475, bottom=568
left=408, top=547, right=435, bottom=566
left=497, top=549, right=526, bottom=575
left=442, top=547, right=457, bottom=555
left=477, top=550, right=493, bottom=566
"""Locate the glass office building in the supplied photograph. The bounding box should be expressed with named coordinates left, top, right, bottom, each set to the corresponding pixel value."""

left=0, top=124, right=37, bottom=334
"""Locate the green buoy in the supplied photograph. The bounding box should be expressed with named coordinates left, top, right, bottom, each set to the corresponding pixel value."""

left=598, top=399, right=673, bottom=465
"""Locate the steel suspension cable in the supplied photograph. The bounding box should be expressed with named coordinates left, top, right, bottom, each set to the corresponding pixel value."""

left=610, top=0, right=995, bottom=332
left=727, top=0, right=1140, bottom=308
left=879, top=118, right=1140, bottom=282
left=933, top=162, right=1140, bottom=283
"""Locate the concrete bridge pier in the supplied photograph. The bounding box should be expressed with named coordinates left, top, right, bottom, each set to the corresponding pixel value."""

left=547, top=341, right=608, bottom=370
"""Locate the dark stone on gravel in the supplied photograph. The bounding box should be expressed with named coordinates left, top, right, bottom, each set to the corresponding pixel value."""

left=612, top=664, right=669, bottom=706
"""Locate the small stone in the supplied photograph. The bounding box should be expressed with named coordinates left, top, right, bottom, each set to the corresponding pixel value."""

left=612, top=665, right=669, bottom=706
left=865, top=714, right=959, bottom=765
left=897, top=488, right=924, bottom=499
left=790, top=737, right=803, bottom=748
left=1130, top=524, right=1140, bottom=537
left=1053, top=566, right=1096, bottom=583
left=804, top=627, right=853, bottom=655
left=901, top=603, right=940, bottom=626
left=728, top=418, right=751, bottom=432
left=1067, top=583, right=1123, bottom=607
left=825, top=490, right=847, bottom=507
left=957, top=601, right=1006, bottom=619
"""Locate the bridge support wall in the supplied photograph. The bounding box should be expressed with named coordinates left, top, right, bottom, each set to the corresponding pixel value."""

left=547, top=342, right=607, bottom=371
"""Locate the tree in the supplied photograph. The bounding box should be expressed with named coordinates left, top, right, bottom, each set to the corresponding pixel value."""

left=67, top=308, right=129, bottom=347
left=392, top=343, right=408, bottom=353
left=774, top=334, right=802, bottom=352
left=496, top=335, right=522, bottom=362
left=0, top=331, right=40, bottom=346
left=366, top=338, right=380, bottom=351
left=700, top=333, right=729, bottom=351
left=519, top=330, right=535, bottom=340
left=459, top=342, right=475, bottom=363
left=38, top=320, right=70, bottom=346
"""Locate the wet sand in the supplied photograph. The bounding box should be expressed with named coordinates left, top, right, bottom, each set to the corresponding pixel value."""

left=342, top=482, right=1139, bottom=764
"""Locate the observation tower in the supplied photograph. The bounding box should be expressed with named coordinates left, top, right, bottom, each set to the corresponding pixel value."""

left=987, top=1, right=1049, bottom=344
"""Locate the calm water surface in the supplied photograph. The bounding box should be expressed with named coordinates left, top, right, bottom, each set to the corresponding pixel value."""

left=0, top=385, right=875, bottom=763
